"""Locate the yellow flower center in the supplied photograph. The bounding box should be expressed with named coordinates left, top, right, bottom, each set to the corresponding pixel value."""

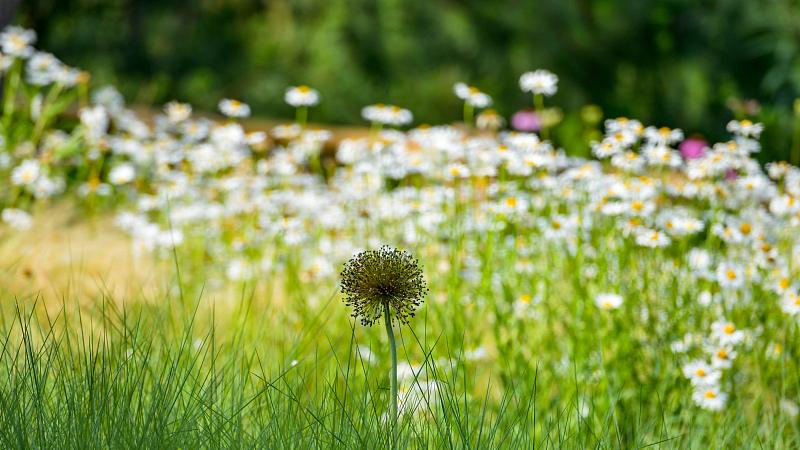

left=9, top=35, right=25, bottom=48
left=723, top=324, right=735, bottom=334
left=704, top=390, right=717, bottom=399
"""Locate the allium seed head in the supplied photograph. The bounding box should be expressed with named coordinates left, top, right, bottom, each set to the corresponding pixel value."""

left=340, top=246, right=428, bottom=326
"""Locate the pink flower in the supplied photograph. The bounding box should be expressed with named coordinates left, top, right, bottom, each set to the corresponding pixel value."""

left=679, top=137, right=707, bottom=160
left=725, top=169, right=738, bottom=181
left=511, top=110, right=541, bottom=132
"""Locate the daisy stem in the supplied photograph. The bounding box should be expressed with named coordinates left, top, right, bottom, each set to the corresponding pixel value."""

left=383, top=302, right=398, bottom=439
left=534, top=93, right=549, bottom=140
left=369, top=121, right=382, bottom=146
left=78, top=80, right=89, bottom=109
left=32, top=82, right=64, bottom=147
left=2, top=58, right=22, bottom=134
left=296, top=106, right=308, bottom=128
left=463, top=102, right=473, bottom=129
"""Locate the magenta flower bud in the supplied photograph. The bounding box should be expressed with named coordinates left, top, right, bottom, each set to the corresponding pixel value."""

left=679, top=137, right=707, bottom=160
left=511, top=110, right=541, bottom=132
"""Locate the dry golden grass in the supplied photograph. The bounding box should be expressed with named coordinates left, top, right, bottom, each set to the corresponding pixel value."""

left=0, top=201, right=298, bottom=337
left=0, top=203, right=163, bottom=312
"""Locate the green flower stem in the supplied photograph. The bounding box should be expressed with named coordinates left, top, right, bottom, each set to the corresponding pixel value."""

left=533, top=93, right=549, bottom=140
left=78, top=82, right=89, bottom=108
left=296, top=106, right=308, bottom=128
left=383, top=302, right=398, bottom=434
left=462, top=102, right=474, bottom=128
left=792, top=108, right=800, bottom=166
left=309, top=151, right=324, bottom=179
left=32, top=82, right=64, bottom=146
left=369, top=121, right=383, bottom=146
left=2, top=59, right=22, bottom=133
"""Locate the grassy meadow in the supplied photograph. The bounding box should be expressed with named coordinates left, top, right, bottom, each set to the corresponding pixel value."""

left=1, top=25, right=800, bottom=449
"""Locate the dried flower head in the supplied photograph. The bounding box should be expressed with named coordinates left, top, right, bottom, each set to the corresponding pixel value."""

left=340, top=246, right=428, bottom=326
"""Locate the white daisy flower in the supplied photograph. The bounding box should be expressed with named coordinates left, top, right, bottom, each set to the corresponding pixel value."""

left=1, top=208, right=33, bottom=230
left=453, top=82, right=492, bottom=108
left=687, top=248, right=711, bottom=272
left=226, top=258, right=253, bottom=281
left=26, top=51, right=63, bottom=86
left=11, top=159, right=42, bottom=187
left=605, top=117, right=644, bottom=135
left=634, top=228, right=671, bottom=248
left=285, top=85, right=320, bottom=107
left=444, top=162, right=470, bottom=180
left=643, top=126, right=684, bottom=146
left=592, top=140, right=623, bottom=158
left=519, top=70, right=558, bottom=96
left=611, top=151, right=645, bottom=173
left=709, top=346, right=736, bottom=369
left=361, top=104, right=413, bottom=127
left=726, top=119, right=763, bottom=138
left=164, top=101, right=192, bottom=123
left=80, top=105, right=109, bottom=140
left=682, top=360, right=722, bottom=387
left=692, top=386, right=728, bottom=411
left=0, top=26, right=36, bottom=58
left=109, top=163, right=136, bottom=185
left=780, top=291, right=800, bottom=316
left=715, top=261, right=745, bottom=290
left=780, top=399, right=800, bottom=418
left=769, top=195, right=798, bottom=217
left=219, top=99, right=251, bottom=118
left=595, top=293, right=623, bottom=310
left=710, top=319, right=745, bottom=346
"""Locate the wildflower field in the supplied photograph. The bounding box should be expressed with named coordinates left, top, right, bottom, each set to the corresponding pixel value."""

left=2, top=24, right=800, bottom=449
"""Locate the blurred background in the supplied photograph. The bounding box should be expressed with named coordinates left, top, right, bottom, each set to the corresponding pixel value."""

left=12, top=0, right=800, bottom=161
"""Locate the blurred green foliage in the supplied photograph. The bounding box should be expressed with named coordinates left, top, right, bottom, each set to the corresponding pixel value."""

left=18, top=0, right=800, bottom=161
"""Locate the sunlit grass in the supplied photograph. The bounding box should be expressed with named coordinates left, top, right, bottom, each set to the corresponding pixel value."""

left=1, top=219, right=799, bottom=448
